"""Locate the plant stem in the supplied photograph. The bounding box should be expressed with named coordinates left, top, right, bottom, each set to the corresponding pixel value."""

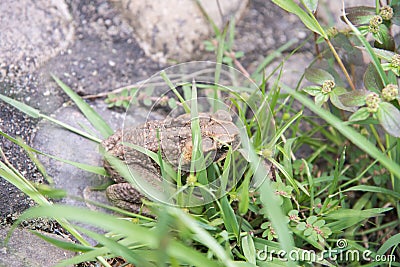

left=369, top=124, right=385, bottom=152
left=325, top=38, right=356, bottom=91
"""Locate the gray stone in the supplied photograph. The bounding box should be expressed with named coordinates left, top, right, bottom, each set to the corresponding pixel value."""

left=0, top=226, right=74, bottom=267
left=0, top=0, right=74, bottom=76
left=114, top=0, right=248, bottom=62
left=265, top=52, right=315, bottom=90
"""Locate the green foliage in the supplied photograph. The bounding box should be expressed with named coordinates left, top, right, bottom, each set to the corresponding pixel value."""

left=1, top=0, right=400, bottom=266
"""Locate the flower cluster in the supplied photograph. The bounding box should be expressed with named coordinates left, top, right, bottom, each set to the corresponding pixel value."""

left=365, top=92, right=381, bottom=113
left=321, top=80, right=335, bottom=94
left=382, top=84, right=399, bottom=101
left=390, top=54, right=400, bottom=69
left=379, top=6, right=394, bottom=20
left=369, top=15, right=383, bottom=33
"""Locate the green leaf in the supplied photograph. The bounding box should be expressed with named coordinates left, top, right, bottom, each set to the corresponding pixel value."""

left=313, top=219, right=325, bottom=228
left=330, top=87, right=356, bottom=112
left=241, top=234, right=256, bottom=265
left=297, top=222, right=306, bottom=231
left=371, top=47, right=395, bottom=61
left=52, top=75, right=113, bottom=138
left=331, top=33, right=364, bottom=66
left=392, top=4, right=400, bottom=25
left=377, top=102, right=400, bottom=137
left=364, top=63, right=384, bottom=93
left=220, top=196, right=239, bottom=237
left=348, top=107, right=370, bottom=122
left=373, top=24, right=395, bottom=51
left=238, top=173, right=250, bottom=215
left=315, top=92, right=328, bottom=107
left=272, top=0, right=326, bottom=37
left=338, top=90, right=367, bottom=107
left=342, top=14, right=389, bottom=86
left=372, top=24, right=390, bottom=45
left=303, top=85, right=321, bottom=96
left=305, top=68, right=334, bottom=84
left=307, top=215, right=318, bottom=224
left=343, top=6, right=376, bottom=25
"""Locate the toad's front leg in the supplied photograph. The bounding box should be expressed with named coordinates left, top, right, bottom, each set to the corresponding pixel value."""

left=106, top=163, right=164, bottom=213
left=106, top=182, right=145, bottom=213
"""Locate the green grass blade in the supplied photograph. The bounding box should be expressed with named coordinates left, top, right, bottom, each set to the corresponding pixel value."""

left=325, top=208, right=392, bottom=231
left=377, top=233, right=400, bottom=255
left=52, top=75, right=114, bottom=138
left=272, top=0, right=326, bottom=37
left=30, top=231, right=93, bottom=252
left=0, top=130, right=107, bottom=176
left=14, top=205, right=224, bottom=267
left=160, top=71, right=191, bottom=113
left=54, top=247, right=110, bottom=267
left=0, top=93, right=101, bottom=143
left=283, top=84, right=400, bottom=181
left=77, top=227, right=148, bottom=266
left=167, top=207, right=235, bottom=267
left=342, top=185, right=400, bottom=199
left=0, top=152, right=96, bottom=255
left=0, top=94, right=40, bottom=118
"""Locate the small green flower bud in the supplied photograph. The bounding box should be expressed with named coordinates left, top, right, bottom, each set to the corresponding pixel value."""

left=370, top=15, right=383, bottom=27
left=390, top=54, right=400, bottom=68
left=368, top=24, right=380, bottom=34
left=187, top=174, right=197, bottom=186
left=360, top=128, right=370, bottom=136
left=380, top=6, right=393, bottom=20
left=365, top=92, right=381, bottom=113
left=261, top=148, right=273, bottom=158
left=382, top=84, right=399, bottom=101
left=282, top=112, right=291, bottom=121
left=321, top=80, right=335, bottom=94
left=230, top=192, right=239, bottom=201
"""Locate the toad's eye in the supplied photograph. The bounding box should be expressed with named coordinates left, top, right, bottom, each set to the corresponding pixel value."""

left=219, top=144, right=230, bottom=152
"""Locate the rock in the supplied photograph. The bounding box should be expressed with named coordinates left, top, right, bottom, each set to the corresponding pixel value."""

left=114, top=0, right=248, bottom=62
left=0, top=0, right=74, bottom=76
left=0, top=226, right=75, bottom=267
